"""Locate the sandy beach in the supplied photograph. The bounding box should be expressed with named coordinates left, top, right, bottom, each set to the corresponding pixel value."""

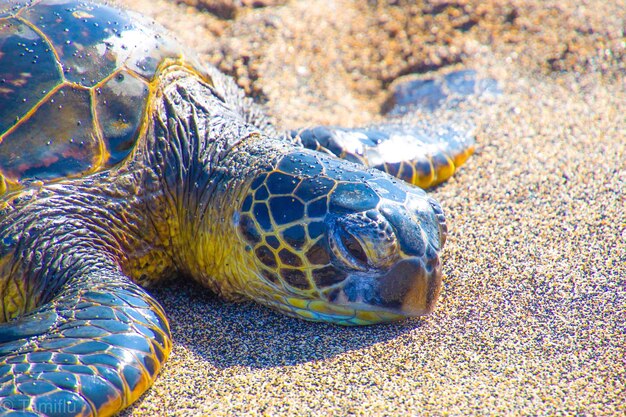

left=115, top=0, right=625, bottom=415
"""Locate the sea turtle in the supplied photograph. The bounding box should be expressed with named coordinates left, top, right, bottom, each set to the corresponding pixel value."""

left=0, top=1, right=493, bottom=415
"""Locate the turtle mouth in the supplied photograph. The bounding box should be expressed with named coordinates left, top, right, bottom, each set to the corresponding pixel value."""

left=283, top=296, right=407, bottom=325
left=329, top=257, right=442, bottom=317
left=274, top=256, right=442, bottom=325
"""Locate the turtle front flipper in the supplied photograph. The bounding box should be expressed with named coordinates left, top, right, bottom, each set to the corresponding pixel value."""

left=292, top=123, right=475, bottom=189
left=0, top=271, right=171, bottom=417
left=291, top=70, right=501, bottom=188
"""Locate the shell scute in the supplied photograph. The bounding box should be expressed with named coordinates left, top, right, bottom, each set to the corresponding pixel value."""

left=19, top=0, right=133, bottom=87
left=0, top=1, right=29, bottom=18
left=0, top=17, right=63, bottom=134
left=0, top=85, right=99, bottom=182
left=0, top=0, right=211, bottom=196
left=95, top=70, right=149, bottom=165
left=119, top=18, right=185, bottom=80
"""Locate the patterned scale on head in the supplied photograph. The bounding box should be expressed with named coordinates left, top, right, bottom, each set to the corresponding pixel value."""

left=0, top=0, right=496, bottom=416
left=234, top=149, right=446, bottom=324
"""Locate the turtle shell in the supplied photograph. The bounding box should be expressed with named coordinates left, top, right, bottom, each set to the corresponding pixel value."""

left=0, top=0, right=211, bottom=196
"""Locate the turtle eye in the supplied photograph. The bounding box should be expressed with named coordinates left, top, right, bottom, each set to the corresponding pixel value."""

left=340, top=232, right=368, bottom=266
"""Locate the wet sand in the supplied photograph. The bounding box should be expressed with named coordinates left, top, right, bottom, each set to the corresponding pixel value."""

left=116, top=0, right=625, bottom=415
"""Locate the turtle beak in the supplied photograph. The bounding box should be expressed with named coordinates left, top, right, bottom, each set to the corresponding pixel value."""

left=325, top=254, right=442, bottom=321
left=376, top=257, right=442, bottom=316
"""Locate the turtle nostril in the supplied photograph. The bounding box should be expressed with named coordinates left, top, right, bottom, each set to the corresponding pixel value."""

left=340, top=233, right=368, bottom=265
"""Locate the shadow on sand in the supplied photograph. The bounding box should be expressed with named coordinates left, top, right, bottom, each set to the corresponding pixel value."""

left=149, top=278, right=426, bottom=370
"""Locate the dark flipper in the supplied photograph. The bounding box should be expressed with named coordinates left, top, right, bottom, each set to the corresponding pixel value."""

left=0, top=272, right=171, bottom=417
left=382, top=69, right=501, bottom=116
left=291, top=123, right=475, bottom=188
left=291, top=70, right=501, bottom=188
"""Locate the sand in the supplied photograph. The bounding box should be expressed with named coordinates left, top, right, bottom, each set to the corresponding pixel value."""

left=115, top=0, right=625, bottom=415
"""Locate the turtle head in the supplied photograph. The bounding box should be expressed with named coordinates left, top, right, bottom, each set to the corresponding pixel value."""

left=233, top=149, right=446, bottom=325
